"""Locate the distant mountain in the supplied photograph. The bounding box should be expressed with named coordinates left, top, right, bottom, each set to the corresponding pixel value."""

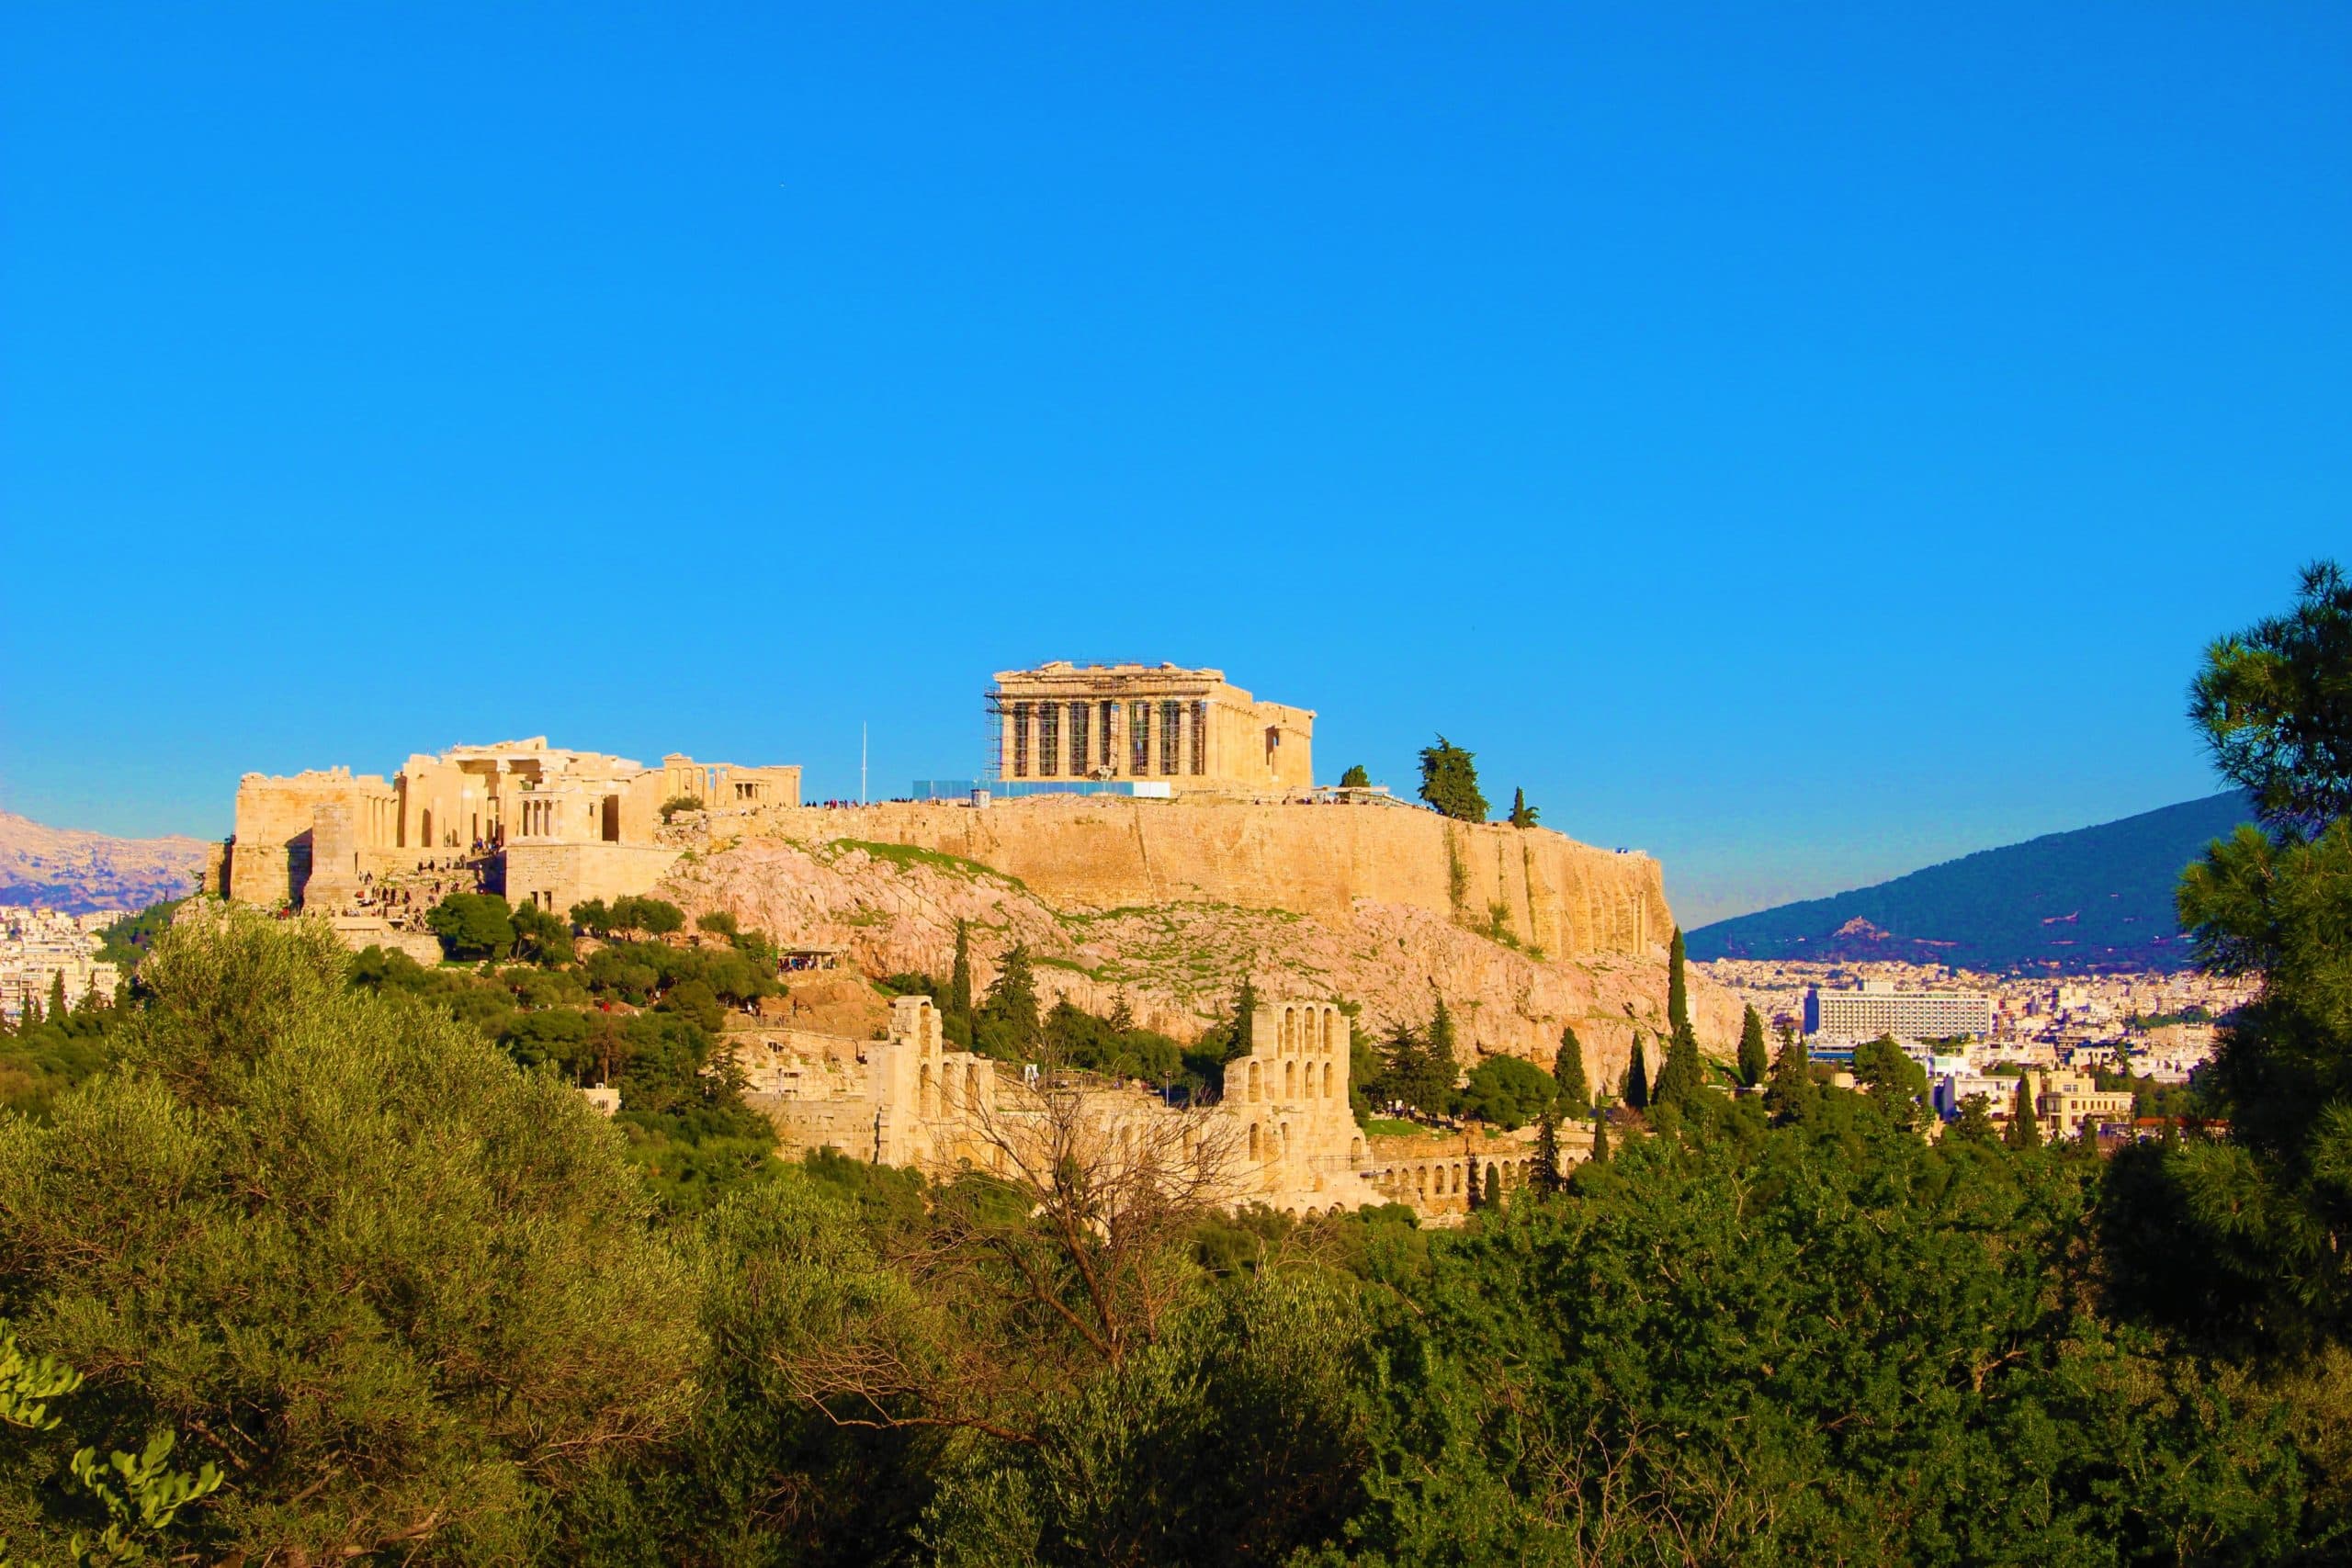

left=0, top=809, right=209, bottom=914
left=1687, top=792, right=2259, bottom=973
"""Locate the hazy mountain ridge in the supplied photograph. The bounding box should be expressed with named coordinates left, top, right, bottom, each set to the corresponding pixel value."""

left=1687, top=792, right=2258, bottom=973
left=0, top=809, right=210, bottom=913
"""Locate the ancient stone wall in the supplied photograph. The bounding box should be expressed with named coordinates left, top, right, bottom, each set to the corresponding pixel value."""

left=504, top=842, right=684, bottom=916
left=744, top=796, right=1670, bottom=960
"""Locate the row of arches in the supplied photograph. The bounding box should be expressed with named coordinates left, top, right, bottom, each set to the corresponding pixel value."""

left=917, top=1059, right=984, bottom=1121
left=1277, top=1004, right=1341, bottom=1056
left=1243, top=1056, right=1338, bottom=1104
left=1372, top=1155, right=1545, bottom=1205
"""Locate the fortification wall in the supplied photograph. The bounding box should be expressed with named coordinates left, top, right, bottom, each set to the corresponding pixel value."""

left=743, top=797, right=1670, bottom=960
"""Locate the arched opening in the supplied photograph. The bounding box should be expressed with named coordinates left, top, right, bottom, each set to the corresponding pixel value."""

left=1351, top=1137, right=1364, bottom=1162
left=1283, top=1007, right=1296, bottom=1053
left=1285, top=1060, right=1296, bottom=1099
left=1249, top=1123, right=1261, bottom=1159
left=920, top=1064, right=935, bottom=1120
left=1321, top=1009, right=1334, bottom=1054
left=966, top=1064, right=980, bottom=1109
left=1322, top=1062, right=1334, bottom=1099
left=1249, top=1061, right=1262, bottom=1103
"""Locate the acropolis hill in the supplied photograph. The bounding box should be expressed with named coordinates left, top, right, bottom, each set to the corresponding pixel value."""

left=214, top=662, right=1735, bottom=1079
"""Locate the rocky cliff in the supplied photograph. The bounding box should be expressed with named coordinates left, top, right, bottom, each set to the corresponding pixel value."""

left=0, top=809, right=209, bottom=913
left=738, top=796, right=1671, bottom=961
left=660, top=819, right=1742, bottom=1088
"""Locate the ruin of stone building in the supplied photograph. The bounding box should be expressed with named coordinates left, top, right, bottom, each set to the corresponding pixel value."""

left=220, top=737, right=800, bottom=930
left=987, top=662, right=1314, bottom=796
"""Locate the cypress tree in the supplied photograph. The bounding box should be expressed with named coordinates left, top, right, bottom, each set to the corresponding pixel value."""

left=1667, top=928, right=1690, bottom=1041
left=1623, top=1033, right=1649, bottom=1111
left=1508, top=787, right=1539, bottom=828
left=1552, top=1024, right=1590, bottom=1113
left=2007, top=1076, right=2044, bottom=1149
left=47, top=971, right=68, bottom=1025
left=948, top=919, right=973, bottom=1023
left=1590, top=1107, right=1611, bottom=1164
left=1464, top=1150, right=1482, bottom=1211
left=1229, top=973, right=1260, bottom=1060
left=1658, top=1020, right=1703, bottom=1109
left=1532, top=1111, right=1562, bottom=1196
left=1765, top=1022, right=1813, bottom=1122
left=1736, top=1005, right=1770, bottom=1089
left=1484, top=1162, right=1502, bottom=1208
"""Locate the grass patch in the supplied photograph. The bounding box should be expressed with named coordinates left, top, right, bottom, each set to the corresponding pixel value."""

left=1035, top=953, right=1102, bottom=979
left=1361, top=1116, right=1437, bottom=1139
left=826, top=839, right=1024, bottom=888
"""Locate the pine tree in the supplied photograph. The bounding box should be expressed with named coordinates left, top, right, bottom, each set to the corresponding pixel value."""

left=1623, top=1033, right=1649, bottom=1111
left=2006, top=1076, right=2044, bottom=1149
left=979, top=942, right=1041, bottom=1052
left=1108, top=991, right=1135, bottom=1032
left=1417, top=736, right=1488, bottom=823
left=1484, top=1163, right=1502, bottom=1208
left=1765, top=1022, right=1813, bottom=1122
left=1532, top=1111, right=1562, bottom=1196
left=1551, top=1024, right=1590, bottom=1113
left=1953, top=1093, right=1997, bottom=1145
left=1509, top=787, right=1539, bottom=829
left=948, top=919, right=973, bottom=1024
left=1383, top=1024, right=1433, bottom=1116
left=1736, top=1005, right=1770, bottom=1089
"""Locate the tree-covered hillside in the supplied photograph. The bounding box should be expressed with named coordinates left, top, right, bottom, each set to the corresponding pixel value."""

left=1689, top=791, right=2258, bottom=971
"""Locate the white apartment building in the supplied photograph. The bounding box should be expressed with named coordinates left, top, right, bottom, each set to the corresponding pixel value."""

left=1805, top=980, right=1994, bottom=1043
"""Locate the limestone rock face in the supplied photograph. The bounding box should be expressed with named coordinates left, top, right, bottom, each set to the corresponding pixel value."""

left=740, top=797, right=1671, bottom=960
left=661, top=831, right=1741, bottom=1089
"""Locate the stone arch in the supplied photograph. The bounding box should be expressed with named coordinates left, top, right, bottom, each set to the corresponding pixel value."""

left=1282, top=1007, right=1295, bottom=1053
left=1249, top=1061, right=1261, bottom=1103
left=1351, top=1137, right=1364, bottom=1162
left=920, top=1063, right=935, bottom=1120
left=1322, top=1061, right=1334, bottom=1099
left=1285, top=1060, right=1296, bottom=1099
left=1321, top=1008, right=1335, bottom=1054
left=1249, top=1122, right=1261, bottom=1159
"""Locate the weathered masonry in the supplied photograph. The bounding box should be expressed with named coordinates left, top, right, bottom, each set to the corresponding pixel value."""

left=987, top=662, right=1315, bottom=795
left=220, top=738, right=799, bottom=914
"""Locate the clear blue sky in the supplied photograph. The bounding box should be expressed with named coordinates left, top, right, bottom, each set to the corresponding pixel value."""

left=2, top=4, right=2345, bottom=925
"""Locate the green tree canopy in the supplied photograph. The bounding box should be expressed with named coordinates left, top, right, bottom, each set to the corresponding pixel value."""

left=1339, top=763, right=1371, bottom=789
left=1623, top=1033, right=1650, bottom=1111
left=1551, top=1024, right=1590, bottom=1114
left=2189, top=558, right=2352, bottom=832
left=1459, top=1055, right=1556, bottom=1130
left=427, top=891, right=516, bottom=960
left=1508, top=787, right=1538, bottom=828
left=1736, top=1004, right=1770, bottom=1088
left=0, top=905, right=695, bottom=1561
left=1417, top=736, right=1487, bottom=823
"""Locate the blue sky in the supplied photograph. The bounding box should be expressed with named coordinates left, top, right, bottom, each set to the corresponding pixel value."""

left=2, top=3, right=2344, bottom=926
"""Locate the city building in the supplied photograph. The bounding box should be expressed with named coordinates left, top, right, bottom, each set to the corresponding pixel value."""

left=1804, top=980, right=1994, bottom=1043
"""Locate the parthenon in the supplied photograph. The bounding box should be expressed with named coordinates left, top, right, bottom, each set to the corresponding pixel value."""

left=988, top=662, right=1314, bottom=795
